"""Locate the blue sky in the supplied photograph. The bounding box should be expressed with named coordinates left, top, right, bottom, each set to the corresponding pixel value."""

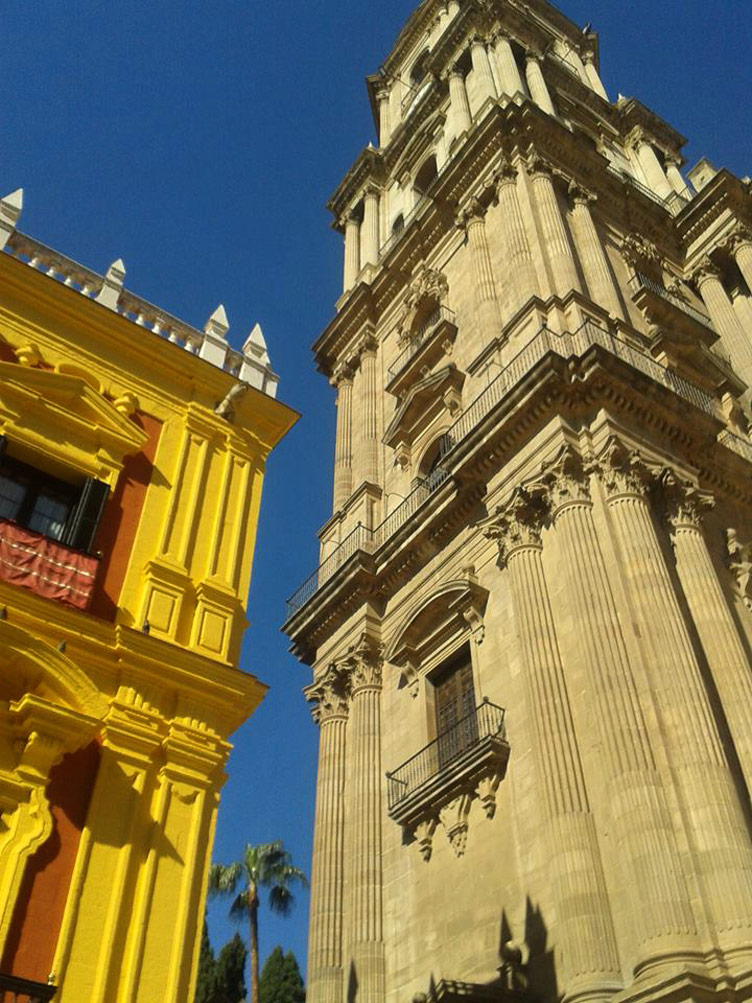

left=4, top=0, right=751, bottom=984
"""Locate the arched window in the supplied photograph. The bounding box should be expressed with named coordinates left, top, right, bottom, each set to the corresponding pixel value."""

left=414, top=156, right=439, bottom=198
left=391, top=213, right=405, bottom=236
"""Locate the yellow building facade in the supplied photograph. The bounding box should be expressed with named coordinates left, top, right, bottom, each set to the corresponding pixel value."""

left=0, top=190, right=296, bottom=1002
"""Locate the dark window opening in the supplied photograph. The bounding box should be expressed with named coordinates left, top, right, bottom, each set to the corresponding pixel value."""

left=392, top=213, right=405, bottom=236
left=432, top=648, right=478, bottom=766
left=413, top=156, right=438, bottom=197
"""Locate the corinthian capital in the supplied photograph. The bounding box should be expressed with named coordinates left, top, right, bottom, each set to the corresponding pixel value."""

left=493, top=157, right=519, bottom=192
left=540, top=446, right=590, bottom=516
left=482, top=487, right=546, bottom=566
left=304, top=664, right=351, bottom=725
left=726, top=224, right=752, bottom=256
left=660, top=469, right=714, bottom=530
left=455, top=196, right=487, bottom=231
left=526, top=151, right=554, bottom=179
left=689, top=256, right=722, bottom=287
left=344, top=632, right=383, bottom=692
left=568, top=180, right=596, bottom=208
left=595, top=438, right=652, bottom=501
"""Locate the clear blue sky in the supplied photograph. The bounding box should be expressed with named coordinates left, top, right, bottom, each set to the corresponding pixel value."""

left=3, top=0, right=750, bottom=985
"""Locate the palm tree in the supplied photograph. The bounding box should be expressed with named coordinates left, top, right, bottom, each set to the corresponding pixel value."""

left=208, top=841, right=308, bottom=1003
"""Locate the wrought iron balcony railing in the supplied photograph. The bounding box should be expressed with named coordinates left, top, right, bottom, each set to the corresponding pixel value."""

left=387, top=305, right=456, bottom=382
left=386, top=699, right=506, bottom=811
left=630, top=271, right=715, bottom=332
left=0, top=973, right=56, bottom=1002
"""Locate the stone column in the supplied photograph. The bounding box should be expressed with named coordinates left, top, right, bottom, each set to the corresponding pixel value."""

left=494, top=160, right=539, bottom=314
left=376, top=83, right=391, bottom=147
left=662, top=471, right=752, bottom=799
left=693, top=258, right=752, bottom=390
left=457, top=197, right=502, bottom=342
left=343, top=212, right=361, bottom=292
left=344, top=636, right=384, bottom=1003
left=528, top=156, right=581, bottom=298
left=358, top=336, right=379, bottom=485
left=484, top=492, right=621, bottom=1003
left=492, top=33, right=524, bottom=96
left=541, top=446, right=697, bottom=975
left=597, top=442, right=752, bottom=964
left=332, top=366, right=354, bottom=512
left=732, top=287, right=752, bottom=344
left=525, top=53, right=556, bottom=116
left=361, top=188, right=380, bottom=269
left=448, top=68, right=472, bottom=140
left=630, top=131, right=674, bottom=201
left=568, top=183, right=623, bottom=318
left=470, top=36, right=496, bottom=106
left=729, top=226, right=752, bottom=293
left=305, top=667, right=351, bottom=1003
left=582, top=52, right=608, bottom=100
left=665, top=158, right=689, bottom=198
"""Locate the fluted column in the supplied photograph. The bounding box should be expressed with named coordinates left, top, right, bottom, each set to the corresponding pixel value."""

left=448, top=68, right=472, bottom=140
left=484, top=492, right=621, bottom=1002
left=529, top=157, right=580, bottom=297
left=376, top=83, right=391, bottom=148
left=729, top=227, right=752, bottom=294
left=662, top=471, right=752, bottom=800
left=305, top=667, right=351, bottom=1003
left=732, top=287, right=752, bottom=343
left=359, top=337, right=379, bottom=485
left=629, top=131, right=674, bottom=201
left=494, top=160, right=538, bottom=314
left=470, top=36, right=496, bottom=106
left=457, top=197, right=501, bottom=341
left=541, top=447, right=697, bottom=974
left=582, top=52, right=608, bottom=100
left=525, top=53, right=556, bottom=116
left=332, top=366, right=354, bottom=512
left=693, top=258, right=752, bottom=390
left=361, top=188, right=380, bottom=269
left=492, top=33, right=524, bottom=96
left=343, top=212, right=361, bottom=292
left=598, top=442, right=752, bottom=963
left=344, top=636, right=384, bottom=1003
left=568, top=183, right=623, bottom=318
left=665, top=159, right=690, bottom=198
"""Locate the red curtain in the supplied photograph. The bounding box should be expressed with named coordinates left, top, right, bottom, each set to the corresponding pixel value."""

left=0, top=519, right=99, bottom=610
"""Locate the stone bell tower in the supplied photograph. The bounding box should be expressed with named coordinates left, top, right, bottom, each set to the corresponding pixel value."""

left=283, top=3, right=752, bottom=1003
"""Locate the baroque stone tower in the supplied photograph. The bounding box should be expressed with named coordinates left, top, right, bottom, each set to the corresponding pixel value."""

left=283, top=4, right=752, bottom=1003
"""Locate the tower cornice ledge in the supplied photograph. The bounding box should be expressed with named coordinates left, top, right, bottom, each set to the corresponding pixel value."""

left=327, top=146, right=385, bottom=225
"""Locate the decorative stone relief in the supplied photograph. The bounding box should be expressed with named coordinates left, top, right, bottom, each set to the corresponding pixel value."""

left=476, top=773, right=501, bottom=818
left=660, top=469, right=714, bottom=530
left=439, top=792, right=473, bottom=857
left=304, top=663, right=351, bottom=725
left=481, top=487, right=546, bottom=566
left=594, top=438, right=651, bottom=500
left=415, top=817, right=438, bottom=862
left=540, top=446, right=591, bottom=515
left=344, top=632, right=383, bottom=692
left=397, top=265, right=450, bottom=344
left=726, top=529, right=752, bottom=612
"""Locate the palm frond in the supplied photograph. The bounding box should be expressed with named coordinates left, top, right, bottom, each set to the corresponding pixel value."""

left=268, top=885, right=294, bottom=917
left=208, top=861, right=242, bottom=897
left=229, top=888, right=251, bottom=920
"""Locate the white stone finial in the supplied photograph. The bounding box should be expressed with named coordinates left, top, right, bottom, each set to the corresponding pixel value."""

left=240, top=322, right=277, bottom=397
left=96, top=258, right=126, bottom=309
left=243, top=322, right=270, bottom=365
left=0, top=188, right=23, bottom=250
left=204, top=304, right=230, bottom=340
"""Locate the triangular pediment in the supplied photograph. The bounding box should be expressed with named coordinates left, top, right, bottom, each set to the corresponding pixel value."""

left=384, top=365, right=465, bottom=448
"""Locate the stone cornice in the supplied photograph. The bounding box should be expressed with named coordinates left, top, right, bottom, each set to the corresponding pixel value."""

left=617, top=97, right=687, bottom=158
left=327, top=147, right=385, bottom=225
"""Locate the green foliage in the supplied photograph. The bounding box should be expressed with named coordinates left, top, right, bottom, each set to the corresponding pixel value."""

left=209, top=841, right=308, bottom=920
left=259, top=946, right=305, bottom=1003
left=215, top=933, right=248, bottom=1003
left=195, top=919, right=217, bottom=1003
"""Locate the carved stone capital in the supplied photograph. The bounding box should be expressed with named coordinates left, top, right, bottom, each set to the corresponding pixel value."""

left=482, top=488, right=546, bottom=566
left=595, top=439, right=652, bottom=501
left=331, top=361, right=355, bottom=389
left=526, top=151, right=553, bottom=180
left=304, top=664, right=351, bottom=726
left=690, top=256, right=722, bottom=288
left=493, top=157, right=519, bottom=192
left=726, top=224, right=752, bottom=256
left=540, top=447, right=590, bottom=517
left=455, top=196, right=486, bottom=230
left=660, top=470, right=714, bottom=531
left=568, top=180, right=595, bottom=208
left=344, top=632, right=383, bottom=693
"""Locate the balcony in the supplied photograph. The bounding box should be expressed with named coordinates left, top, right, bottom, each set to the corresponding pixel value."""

left=0, top=973, right=56, bottom=1002
left=385, top=699, right=510, bottom=859
left=0, top=518, right=99, bottom=611
left=386, top=305, right=458, bottom=394
left=630, top=271, right=716, bottom=342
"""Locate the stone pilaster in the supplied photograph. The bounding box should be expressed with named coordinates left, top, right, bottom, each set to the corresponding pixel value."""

left=448, top=68, right=472, bottom=140
left=597, top=441, right=752, bottom=965
left=494, top=160, right=539, bottom=314
left=491, top=33, right=524, bottom=96
left=376, top=83, right=391, bottom=148
left=344, top=635, right=384, bottom=1003
left=361, top=188, right=380, bottom=269
left=332, top=365, right=354, bottom=512
left=305, top=666, right=351, bottom=1003
left=343, top=211, right=361, bottom=292
left=629, top=131, right=674, bottom=201
left=540, top=447, right=698, bottom=974
left=568, top=183, right=623, bottom=318
left=525, top=53, right=556, bottom=116
left=665, top=158, right=689, bottom=197
left=662, top=471, right=752, bottom=800
left=484, top=491, right=621, bottom=1002
left=729, top=226, right=752, bottom=294
left=693, top=258, right=752, bottom=391
left=582, top=51, right=608, bottom=100
left=470, top=37, right=496, bottom=106
left=457, top=197, right=502, bottom=342
left=357, top=336, right=379, bottom=486
left=528, top=156, right=580, bottom=298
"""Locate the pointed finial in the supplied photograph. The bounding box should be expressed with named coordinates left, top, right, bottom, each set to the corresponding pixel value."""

left=204, top=304, right=229, bottom=340
left=96, top=258, right=127, bottom=309
left=243, top=322, right=270, bottom=364
left=0, top=188, right=23, bottom=250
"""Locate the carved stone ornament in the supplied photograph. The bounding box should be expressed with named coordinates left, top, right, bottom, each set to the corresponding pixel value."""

left=455, top=196, right=486, bottom=232
left=726, top=529, right=752, bottom=612
left=493, top=157, right=518, bottom=193
left=481, top=487, right=546, bottom=567
left=344, top=632, right=383, bottom=692
left=726, top=224, right=752, bottom=256
left=595, top=438, right=652, bottom=501
left=304, top=664, right=350, bottom=725
left=526, top=151, right=554, bottom=180
left=540, top=446, right=590, bottom=516
left=689, top=256, right=722, bottom=288
left=660, top=469, right=714, bottom=531
left=476, top=774, right=501, bottom=819
left=439, top=792, right=473, bottom=857
left=415, top=816, right=438, bottom=862
left=397, top=265, right=450, bottom=344
left=568, top=180, right=595, bottom=207
left=621, top=233, right=661, bottom=270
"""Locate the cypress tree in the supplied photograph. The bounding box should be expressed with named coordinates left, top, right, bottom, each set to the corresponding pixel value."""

left=259, top=946, right=305, bottom=1003
left=215, top=932, right=248, bottom=1003
left=195, top=919, right=217, bottom=1003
